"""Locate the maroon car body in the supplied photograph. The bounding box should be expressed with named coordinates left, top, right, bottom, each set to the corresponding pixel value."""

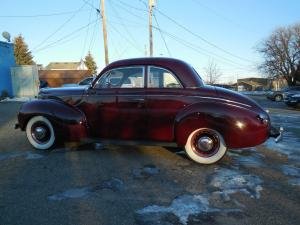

left=16, top=58, right=281, bottom=164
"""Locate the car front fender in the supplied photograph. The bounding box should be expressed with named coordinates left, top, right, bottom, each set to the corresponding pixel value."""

left=17, top=99, right=88, bottom=141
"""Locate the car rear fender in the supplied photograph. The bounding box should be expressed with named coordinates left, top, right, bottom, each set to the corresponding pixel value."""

left=17, top=99, right=88, bottom=141
left=174, top=101, right=269, bottom=148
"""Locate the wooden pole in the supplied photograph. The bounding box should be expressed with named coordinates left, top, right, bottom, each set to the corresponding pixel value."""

left=100, top=0, right=109, bottom=65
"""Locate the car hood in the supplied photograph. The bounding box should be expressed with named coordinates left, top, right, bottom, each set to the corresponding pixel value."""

left=39, top=86, right=88, bottom=104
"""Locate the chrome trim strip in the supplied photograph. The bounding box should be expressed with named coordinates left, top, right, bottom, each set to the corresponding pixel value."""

left=190, top=96, right=252, bottom=108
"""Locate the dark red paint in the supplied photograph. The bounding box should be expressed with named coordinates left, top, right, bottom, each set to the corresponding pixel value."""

left=17, top=57, right=273, bottom=148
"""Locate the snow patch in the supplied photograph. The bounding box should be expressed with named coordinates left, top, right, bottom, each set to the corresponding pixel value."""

left=263, top=130, right=300, bottom=161
left=137, top=194, right=219, bottom=225
left=0, top=151, right=44, bottom=161
left=1, top=97, right=33, bottom=102
left=48, top=187, right=91, bottom=201
left=209, top=168, right=263, bottom=200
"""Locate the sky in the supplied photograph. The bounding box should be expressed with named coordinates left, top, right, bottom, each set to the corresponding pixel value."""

left=1, top=0, right=299, bottom=83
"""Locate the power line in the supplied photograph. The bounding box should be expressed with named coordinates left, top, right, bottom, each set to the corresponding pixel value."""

left=32, top=2, right=88, bottom=51
left=0, top=10, right=89, bottom=18
left=154, top=7, right=253, bottom=63
left=190, top=0, right=243, bottom=28
left=153, top=13, right=172, bottom=57
left=108, top=0, right=144, bottom=53
left=81, top=0, right=94, bottom=58
left=112, top=0, right=146, bottom=21
left=115, top=0, right=147, bottom=12
left=82, top=0, right=100, bottom=12
left=152, top=26, right=251, bottom=70
left=107, top=21, right=144, bottom=54
left=89, top=14, right=100, bottom=51
left=33, top=18, right=99, bottom=53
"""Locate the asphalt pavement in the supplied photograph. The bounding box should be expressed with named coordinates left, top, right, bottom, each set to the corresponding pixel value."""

left=0, top=96, right=299, bottom=225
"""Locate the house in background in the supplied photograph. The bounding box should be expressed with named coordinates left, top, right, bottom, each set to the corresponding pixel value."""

left=45, top=60, right=87, bottom=70
left=0, top=41, right=15, bottom=96
left=39, top=60, right=90, bottom=87
left=236, top=77, right=269, bottom=91
left=269, top=76, right=288, bottom=90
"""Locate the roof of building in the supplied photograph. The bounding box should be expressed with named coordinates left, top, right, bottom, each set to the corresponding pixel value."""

left=45, top=61, right=86, bottom=70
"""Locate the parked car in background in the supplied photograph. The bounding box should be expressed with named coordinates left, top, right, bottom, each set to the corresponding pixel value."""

left=62, top=76, right=94, bottom=87
left=267, top=86, right=300, bottom=101
left=39, top=80, right=48, bottom=89
left=284, top=92, right=300, bottom=107
left=283, top=86, right=300, bottom=105
left=15, top=58, right=282, bottom=165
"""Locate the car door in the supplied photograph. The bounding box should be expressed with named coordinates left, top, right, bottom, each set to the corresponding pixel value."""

left=145, top=66, right=186, bottom=142
left=82, top=73, right=118, bottom=139
left=113, top=66, right=147, bottom=140
left=83, top=66, right=147, bottom=140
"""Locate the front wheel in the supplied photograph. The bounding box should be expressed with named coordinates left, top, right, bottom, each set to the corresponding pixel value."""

left=184, top=128, right=227, bottom=164
left=26, top=116, right=55, bottom=150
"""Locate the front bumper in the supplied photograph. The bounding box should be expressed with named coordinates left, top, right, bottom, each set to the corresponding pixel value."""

left=269, top=126, right=283, bottom=143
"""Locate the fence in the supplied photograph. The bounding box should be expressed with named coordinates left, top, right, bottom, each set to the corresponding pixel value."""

left=11, top=65, right=39, bottom=97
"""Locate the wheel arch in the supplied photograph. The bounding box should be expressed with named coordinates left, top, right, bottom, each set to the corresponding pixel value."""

left=174, top=101, right=267, bottom=148
left=18, top=99, right=88, bottom=141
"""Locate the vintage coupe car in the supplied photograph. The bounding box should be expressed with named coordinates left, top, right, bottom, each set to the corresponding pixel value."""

left=15, top=58, right=282, bottom=164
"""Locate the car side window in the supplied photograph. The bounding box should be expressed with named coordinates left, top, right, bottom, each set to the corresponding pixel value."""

left=95, top=67, right=144, bottom=88
left=148, top=66, right=182, bottom=88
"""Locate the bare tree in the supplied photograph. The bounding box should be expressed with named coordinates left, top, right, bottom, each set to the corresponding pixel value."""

left=257, top=23, right=300, bottom=86
left=204, top=60, right=222, bottom=85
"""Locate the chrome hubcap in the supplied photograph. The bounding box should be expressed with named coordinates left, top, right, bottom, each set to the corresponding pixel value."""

left=197, top=136, right=214, bottom=152
left=33, top=126, right=47, bottom=140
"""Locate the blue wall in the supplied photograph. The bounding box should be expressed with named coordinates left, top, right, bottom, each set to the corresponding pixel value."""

left=0, top=41, right=15, bottom=96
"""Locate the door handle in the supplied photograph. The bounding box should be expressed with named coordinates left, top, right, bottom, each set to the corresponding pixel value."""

left=132, top=98, right=145, bottom=102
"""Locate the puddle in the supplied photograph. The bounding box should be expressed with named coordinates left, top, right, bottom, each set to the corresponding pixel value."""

left=133, top=164, right=160, bottom=179
left=208, top=168, right=263, bottom=201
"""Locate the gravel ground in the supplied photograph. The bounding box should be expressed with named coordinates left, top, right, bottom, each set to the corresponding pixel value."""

left=0, top=96, right=299, bottom=225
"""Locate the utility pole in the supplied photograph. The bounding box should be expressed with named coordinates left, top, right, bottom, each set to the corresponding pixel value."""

left=148, top=0, right=155, bottom=57
left=100, top=0, right=109, bottom=65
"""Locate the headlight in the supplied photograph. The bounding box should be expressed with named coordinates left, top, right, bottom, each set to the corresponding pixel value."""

left=257, top=114, right=269, bottom=125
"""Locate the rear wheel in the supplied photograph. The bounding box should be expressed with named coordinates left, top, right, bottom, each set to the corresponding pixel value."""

left=26, top=116, right=55, bottom=150
left=274, top=94, right=283, bottom=101
left=184, top=128, right=227, bottom=164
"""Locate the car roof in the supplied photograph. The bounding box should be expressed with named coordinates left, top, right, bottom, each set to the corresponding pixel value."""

left=98, top=57, right=204, bottom=88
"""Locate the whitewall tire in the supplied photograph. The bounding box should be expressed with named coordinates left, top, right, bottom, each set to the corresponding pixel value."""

left=184, top=128, right=227, bottom=164
left=26, top=116, right=55, bottom=150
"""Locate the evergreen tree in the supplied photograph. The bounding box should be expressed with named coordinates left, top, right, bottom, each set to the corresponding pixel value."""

left=13, top=34, right=34, bottom=65
left=84, top=51, right=97, bottom=75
